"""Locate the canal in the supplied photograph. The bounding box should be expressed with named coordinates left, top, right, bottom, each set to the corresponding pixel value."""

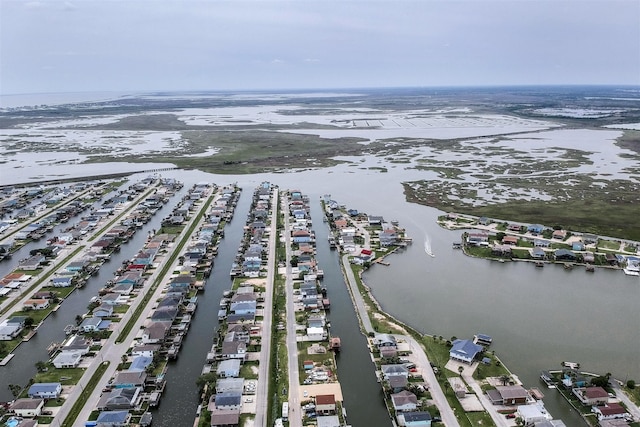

left=0, top=182, right=189, bottom=402
left=309, top=198, right=393, bottom=427
left=151, top=186, right=251, bottom=426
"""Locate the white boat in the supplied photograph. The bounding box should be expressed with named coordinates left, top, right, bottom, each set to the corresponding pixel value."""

left=424, top=234, right=435, bottom=257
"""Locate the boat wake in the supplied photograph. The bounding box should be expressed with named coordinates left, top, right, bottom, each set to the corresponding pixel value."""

left=424, top=234, right=435, bottom=257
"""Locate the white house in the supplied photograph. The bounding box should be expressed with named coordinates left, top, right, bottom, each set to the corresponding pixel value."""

left=52, top=352, right=82, bottom=368
left=391, top=390, right=418, bottom=412
left=306, top=327, right=326, bottom=341
left=10, top=398, right=44, bottom=417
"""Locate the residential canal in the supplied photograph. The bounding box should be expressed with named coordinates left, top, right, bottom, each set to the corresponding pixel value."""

left=0, top=183, right=188, bottom=402
left=309, top=199, right=392, bottom=427
left=151, top=185, right=252, bottom=426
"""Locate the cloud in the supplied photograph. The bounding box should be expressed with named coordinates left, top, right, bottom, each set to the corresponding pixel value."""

left=24, top=2, right=44, bottom=9
left=271, top=59, right=285, bottom=64
left=304, top=58, right=320, bottom=63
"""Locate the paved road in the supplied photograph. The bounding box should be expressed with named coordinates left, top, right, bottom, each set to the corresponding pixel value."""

left=282, top=194, right=302, bottom=427
left=254, top=188, right=278, bottom=427
left=340, top=254, right=373, bottom=334
left=611, top=380, right=640, bottom=421
left=461, top=370, right=510, bottom=427
left=399, top=336, right=460, bottom=427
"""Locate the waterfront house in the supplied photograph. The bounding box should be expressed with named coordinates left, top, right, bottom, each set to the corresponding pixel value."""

left=388, top=375, right=409, bottom=393
left=79, top=317, right=105, bottom=332
left=62, top=335, right=91, bottom=355
left=492, top=385, right=530, bottom=405
left=52, top=276, right=73, bottom=288
left=19, top=255, right=45, bottom=271
left=93, top=304, right=114, bottom=318
left=112, top=371, right=147, bottom=389
left=141, top=322, right=170, bottom=344
left=209, top=409, right=240, bottom=427
left=213, top=391, right=242, bottom=410
left=0, top=319, right=23, bottom=340
left=128, top=355, right=153, bottom=372
left=27, top=382, right=62, bottom=399
left=306, top=327, right=326, bottom=341
left=315, top=394, right=337, bottom=415
left=391, top=390, right=418, bottom=412
left=368, top=215, right=384, bottom=226
left=215, top=377, right=245, bottom=394
left=150, top=306, right=178, bottom=323
left=101, top=293, right=128, bottom=306
left=95, top=410, right=130, bottom=426
left=399, top=411, right=433, bottom=426
left=66, top=259, right=90, bottom=273
left=217, top=359, right=241, bottom=378
left=380, top=229, right=399, bottom=247
left=531, top=247, right=546, bottom=259
left=502, top=235, right=519, bottom=245
left=449, top=339, right=483, bottom=364
left=517, top=402, right=552, bottom=424
left=467, top=233, right=489, bottom=246
left=23, top=299, right=49, bottom=310
left=317, top=416, right=341, bottom=427
left=374, top=333, right=397, bottom=349
left=221, top=341, right=247, bottom=360
left=554, top=249, right=576, bottom=261
left=96, top=387, right=141, bottom=410
left=381, top=364, right=409, bottom=379
left=592, top=403, right=628, bottom=420
left=52, top=352, right=82, bottom=368
left=572, top=242, right=585, bottom=251
left=583, top=252, right=595, bottom=264
left=131, top=344, right=160, bottom=358
left=111, top=283, right=134, bottom=295
left=9, top=398, right=44, bottom=417
left=574, top=387, right=609, bottom=406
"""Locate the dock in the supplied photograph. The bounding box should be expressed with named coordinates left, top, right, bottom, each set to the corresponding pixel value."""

left=0, top=354, right=15, bottom=366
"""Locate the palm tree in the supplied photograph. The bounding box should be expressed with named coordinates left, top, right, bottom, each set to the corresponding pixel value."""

left=458, top=365, right=464, bottom=376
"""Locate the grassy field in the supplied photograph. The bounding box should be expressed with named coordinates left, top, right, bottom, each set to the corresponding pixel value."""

left=405, top=183, right=640, bottom=241
left=84, top=128, right=372, bottom=174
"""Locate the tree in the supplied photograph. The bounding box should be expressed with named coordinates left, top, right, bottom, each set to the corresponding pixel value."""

left=24, top=317, right=35, bottom=329
left=35, top=361, right=47, bottom=372
left=8, top=384, right=22, bottom=398
left=626, top=380, right=636, bottom=390
left=75, top=315, right=83, bottom=325
left=591, top=375, right=610, bottom=388
left=458, top=366, right=464, bottom=376
left=500, top=375, right=511, bottom=386
left=196, top=372, right=217, bottom=391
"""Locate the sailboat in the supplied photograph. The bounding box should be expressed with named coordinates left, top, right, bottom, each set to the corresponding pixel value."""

left=424, top=233, right=435, bottom=257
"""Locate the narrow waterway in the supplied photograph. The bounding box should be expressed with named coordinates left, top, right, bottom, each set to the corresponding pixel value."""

left=0, top=185, right=186, bottom=402
left=152, top=187, right=251, bottom=426
left=309, top=199, right=393, bottom=427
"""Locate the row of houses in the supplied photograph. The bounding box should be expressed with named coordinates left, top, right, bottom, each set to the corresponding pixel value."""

left=83, top=183, right=222, bottom=425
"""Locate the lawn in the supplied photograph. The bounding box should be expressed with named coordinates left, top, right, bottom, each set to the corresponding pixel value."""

left=35, top=367, right=86, bottom=385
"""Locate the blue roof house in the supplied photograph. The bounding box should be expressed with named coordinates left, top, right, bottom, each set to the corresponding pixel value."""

left=27, top=382, right=62, bottom=399
left=96, top=410, right=130, bottom=426
left=128, top=355, right=153, bottom=372
left=450, top=339, right=483, bottom=364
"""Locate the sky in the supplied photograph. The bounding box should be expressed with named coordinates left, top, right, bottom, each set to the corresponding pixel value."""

left=1, top=0, right=639, bottom=94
